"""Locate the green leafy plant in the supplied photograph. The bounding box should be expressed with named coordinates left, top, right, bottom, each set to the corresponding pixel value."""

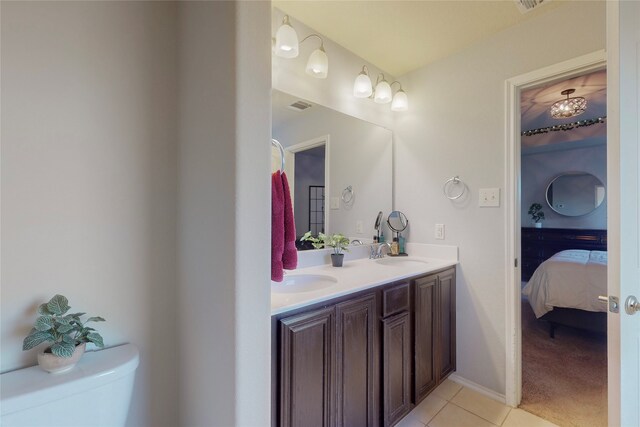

left=528, top=203, right=545, bottom=223
left=301, top=231, right=351, bottom=255
left=22, top=294, right=105, bottom=358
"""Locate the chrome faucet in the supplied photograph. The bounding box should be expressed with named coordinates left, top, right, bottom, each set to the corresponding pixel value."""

left=370, top=242, right=391, bottom=259
left=351, top=239, right=363, bottom=245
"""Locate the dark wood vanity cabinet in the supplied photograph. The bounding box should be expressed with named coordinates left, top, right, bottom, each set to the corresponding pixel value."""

left=413, top=274, right=437, bottom=402
left=412, top=268, right=456, bottom=404
left=273, top=266, right=456, bottom=427
left=279, top=307, right=335, bottom=427
left=335, top=294, right=379, bottom=427
left=436, top=269, right=456, bottom=380
left=382, top=311, right=411, bottom=426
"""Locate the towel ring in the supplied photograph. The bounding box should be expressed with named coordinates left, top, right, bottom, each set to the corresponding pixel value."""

left=341, top=185, right=354, bottom=203
left=443, top=176, right=465, bottom=200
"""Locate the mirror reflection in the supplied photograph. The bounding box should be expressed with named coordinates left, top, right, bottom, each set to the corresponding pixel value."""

left=545, top=172, right=605, bottom=217
left=272, top=90, right=393, bottom=250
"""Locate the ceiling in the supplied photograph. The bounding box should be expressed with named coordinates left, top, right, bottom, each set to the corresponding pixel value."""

left=521, top=69, right=607, bottom=150
left=273, top=0, right=570, bottom=76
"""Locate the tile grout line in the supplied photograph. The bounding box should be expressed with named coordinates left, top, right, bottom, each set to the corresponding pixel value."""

left=500, top=408, right=513, bottom=426
left=425, top=385, right=463, bottom=427
left=446, top=401, right=502, bottom=427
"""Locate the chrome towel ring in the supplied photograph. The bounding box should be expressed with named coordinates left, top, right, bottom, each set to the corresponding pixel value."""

left=443, top=176, right=466, bottom=200
left=341, top=185, right=354, bottom=203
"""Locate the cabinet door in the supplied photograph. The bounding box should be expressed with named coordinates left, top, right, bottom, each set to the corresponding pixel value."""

left=335, top=294, right=379, bottom=427
left=280, top=307, right=334, bottom=427
left=382, top=312, right=411, bottom=427
left=414, top=274, right=437, bottom=403
left=437, top=268, right=456, bottom=380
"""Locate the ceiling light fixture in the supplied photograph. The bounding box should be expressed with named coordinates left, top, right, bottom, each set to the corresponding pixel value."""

left=353, top=66, right=409, bottom=112
left=273, top=15, right=329, bottom=79
left=550, top=88, right=587, bottom=119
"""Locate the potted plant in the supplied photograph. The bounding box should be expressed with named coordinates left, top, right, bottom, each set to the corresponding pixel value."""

left=528, top=203, right=545, bottom=228
left=22, top=294, right=105, bottom=374
left=301, top=231, right=350, bottom=267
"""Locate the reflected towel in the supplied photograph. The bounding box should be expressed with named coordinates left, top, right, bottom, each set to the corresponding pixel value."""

left=271, top=172, right=284, bottom=282
left=281, top=172, right=297, bottom=270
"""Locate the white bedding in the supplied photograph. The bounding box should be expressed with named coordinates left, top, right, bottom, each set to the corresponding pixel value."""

left=522, top=249, right=608, bottom=318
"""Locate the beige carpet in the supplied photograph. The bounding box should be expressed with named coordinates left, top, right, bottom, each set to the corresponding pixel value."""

left=520, top=298, right=607, bottom=427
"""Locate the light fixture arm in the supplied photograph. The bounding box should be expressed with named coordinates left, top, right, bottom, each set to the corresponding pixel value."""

left=300, top=34, right=325, bottom=50
left=374, top=73, right=387, bottom=86
left=390, top=81, right=403, bottom=92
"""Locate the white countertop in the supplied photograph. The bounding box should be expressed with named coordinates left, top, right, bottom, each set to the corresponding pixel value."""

left=271, top=252, right=457, bottom=316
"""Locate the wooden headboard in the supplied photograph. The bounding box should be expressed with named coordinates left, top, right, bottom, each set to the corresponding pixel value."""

left=521, top=227, right=607, bottom=281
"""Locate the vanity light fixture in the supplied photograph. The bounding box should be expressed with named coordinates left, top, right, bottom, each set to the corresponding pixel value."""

left=353, top=65, right=409, bottom=111
left=273, top=15, right=329, bottom=79
left=274, top=15, right=299, bottom=59
left=550, top=88, right=587, bottom=119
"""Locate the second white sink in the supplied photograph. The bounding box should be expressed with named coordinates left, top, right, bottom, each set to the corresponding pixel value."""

left=272, top=274, right=338, bottom=294
left=375, top=257, right=429, bottom=268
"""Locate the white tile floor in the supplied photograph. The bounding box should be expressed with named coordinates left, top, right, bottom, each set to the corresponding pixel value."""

left=396, top=379, right=559, bottom=427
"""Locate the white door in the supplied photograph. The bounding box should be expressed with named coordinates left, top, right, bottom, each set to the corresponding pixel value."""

left=608, top=1, right=640, bottom=425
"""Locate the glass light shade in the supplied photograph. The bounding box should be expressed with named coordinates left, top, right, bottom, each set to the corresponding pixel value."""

left=275, top=20, right=299, bottom=58
left=374, top=80, right=392, bottom=104
left=550, top=97, right=587, bottom=118
left=391, top=90, right=408, bottom=111
left=353, top=72, right=373, bottom=98
left=305, top=48, right=328, bottom=79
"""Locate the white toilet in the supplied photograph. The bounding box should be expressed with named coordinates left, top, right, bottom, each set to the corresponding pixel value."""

left=1, top=343, right=139, bottom=427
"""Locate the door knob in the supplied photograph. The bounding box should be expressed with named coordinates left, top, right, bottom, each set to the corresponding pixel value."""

left=625, top=295, right=640, bottom=315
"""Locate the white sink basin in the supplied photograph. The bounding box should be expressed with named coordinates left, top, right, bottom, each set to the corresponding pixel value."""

left=375, top=257, right=429, bottom=268
left=272, top=274, right=338, bottom=294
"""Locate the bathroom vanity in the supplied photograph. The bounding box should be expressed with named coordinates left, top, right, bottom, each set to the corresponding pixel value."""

left=270, top=253, right=456, bottom=427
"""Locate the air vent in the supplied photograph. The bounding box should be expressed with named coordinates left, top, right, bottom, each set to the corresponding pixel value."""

left=287, top=100, right=313, bottom=112
left=514, top=0, right=548, bottom=14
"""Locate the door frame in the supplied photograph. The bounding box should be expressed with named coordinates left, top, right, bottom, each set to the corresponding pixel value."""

left=504, top=50, right=607, bottom=407
left=286, top=135, right=330, bottom=234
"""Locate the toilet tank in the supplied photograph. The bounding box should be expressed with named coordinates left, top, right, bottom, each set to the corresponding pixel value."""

left=1, top=343, right=139, bottom=427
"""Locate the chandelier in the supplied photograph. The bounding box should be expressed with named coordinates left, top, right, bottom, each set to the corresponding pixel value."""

left=550, top=89, right=587, bottom=119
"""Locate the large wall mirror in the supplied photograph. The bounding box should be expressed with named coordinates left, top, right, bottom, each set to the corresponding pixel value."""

left=545, top=171, right=606, bottom=217
left=272, top=90, right=393, bottom=249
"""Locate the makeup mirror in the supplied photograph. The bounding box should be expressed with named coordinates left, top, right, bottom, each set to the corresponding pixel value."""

left=387, top=211, right=408, bottom=233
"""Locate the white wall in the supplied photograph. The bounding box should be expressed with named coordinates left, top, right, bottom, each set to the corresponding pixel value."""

left=272, top=8, right=395, bottom=130
left=521, top=144, right=607, bottom=229
left=1, top=2, right=178, bottom=426
left=177, top=1, right=271, bottom=426
left=394, top=1, right=606, bottom=395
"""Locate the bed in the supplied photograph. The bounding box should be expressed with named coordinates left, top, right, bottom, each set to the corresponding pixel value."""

left=522, top=249, right=607, bottom=337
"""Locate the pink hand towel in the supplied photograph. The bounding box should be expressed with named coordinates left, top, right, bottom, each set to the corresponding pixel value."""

left=281, top=172, right=297, bottom=270
left=271, top=172, right=285, bottom=282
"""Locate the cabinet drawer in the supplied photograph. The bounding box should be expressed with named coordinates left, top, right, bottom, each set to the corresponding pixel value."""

left=382, top=282, right=410, bottom=318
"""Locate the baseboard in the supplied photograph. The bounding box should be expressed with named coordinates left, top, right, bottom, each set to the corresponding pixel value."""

left=448, top=374, right=508, bottom=405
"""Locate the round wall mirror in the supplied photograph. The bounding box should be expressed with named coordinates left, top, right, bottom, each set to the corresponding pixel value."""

left=545, top=172, right=605, bottom=217
left=387, top=211, right=408, bottom=232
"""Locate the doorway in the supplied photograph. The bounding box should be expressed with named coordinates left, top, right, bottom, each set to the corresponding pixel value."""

left=504, top=50, right=607, bottom=415
left=518, top=69, right=607, bottom=425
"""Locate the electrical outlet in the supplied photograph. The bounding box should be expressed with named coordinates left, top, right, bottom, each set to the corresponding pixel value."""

left=435, top=224, right=445, bottom=240
left=356, top=220, right=363, bottom=233
left=479, top=188, right=500, bottom=207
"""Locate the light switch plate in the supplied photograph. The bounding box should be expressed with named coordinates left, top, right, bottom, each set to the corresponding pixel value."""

left=356, top=220, right=363, bottom=233
left=330, top=197, right=340, bottom=209
left=435, top=224, right=445, bottom=240
left=479, top=188, right=500, bottom=207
